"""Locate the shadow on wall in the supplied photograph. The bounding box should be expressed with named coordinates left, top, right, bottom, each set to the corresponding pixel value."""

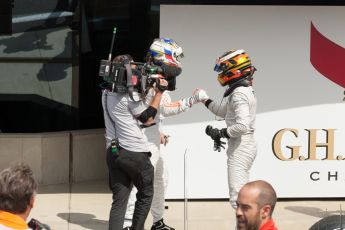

left=57, top=213, right=108, bottom=230
left=285, top=206, right=343, bottom=218
left=36, top=30, right=75, bottom=82
left=0, top=30, right=53, bottom=53
left=0, top=28, right=75, bottom=82
left=308, top=215, right=345, bottom=230
left=37, top=180, right=109, bottom=195
left=286, top=206, right=345, bottom=229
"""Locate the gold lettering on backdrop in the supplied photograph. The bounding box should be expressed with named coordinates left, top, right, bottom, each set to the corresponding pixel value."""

left=272, top=128, right=343, bottom=161
left=305, top=129, right=336, bottom=160
left=272, top=129, right=300, bottom=161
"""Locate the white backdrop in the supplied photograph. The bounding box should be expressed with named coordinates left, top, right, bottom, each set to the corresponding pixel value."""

left=159, top=5, right=345, bottom=198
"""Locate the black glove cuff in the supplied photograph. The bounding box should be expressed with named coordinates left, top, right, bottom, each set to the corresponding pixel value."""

left=205, top=99, right=213, bottom=108
left=157, top=80, right=168, bottom=92
left=220, top=128, right=230, bottom=138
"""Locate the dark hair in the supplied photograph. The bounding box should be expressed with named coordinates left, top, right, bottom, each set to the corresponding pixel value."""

left=0, top=162, right=37, bottom=214
left=246, top=180, right=277, bottom=217
left=113, top=54, right=133, bottom=63
left=145, top=52, right=153, bottom=63
left=256, top=180, right=277, bottom=216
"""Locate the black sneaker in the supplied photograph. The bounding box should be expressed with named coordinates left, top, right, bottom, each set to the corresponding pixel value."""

left=151, top=219, right=175, bottom=230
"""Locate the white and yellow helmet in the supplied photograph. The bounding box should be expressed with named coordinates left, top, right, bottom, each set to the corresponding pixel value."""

left=148, top=38, right=184, bottom=67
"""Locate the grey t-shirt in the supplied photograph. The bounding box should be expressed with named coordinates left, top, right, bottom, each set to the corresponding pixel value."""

left=102, top=90, right=150, bottom=152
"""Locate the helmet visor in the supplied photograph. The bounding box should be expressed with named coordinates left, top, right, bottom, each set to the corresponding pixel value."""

left=214, top=60, right=236, bottom=73
left=174, top=51, right=184, bottom=63
left=214, top=49, right=246, bottom=73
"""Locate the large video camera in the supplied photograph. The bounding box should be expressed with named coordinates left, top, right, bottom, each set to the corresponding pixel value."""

left=98, top=27, right=162, bottom=100
left=99, top=58, right=162, bottom=94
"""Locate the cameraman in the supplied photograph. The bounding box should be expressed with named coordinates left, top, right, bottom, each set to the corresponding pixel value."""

left=102, top=54, right=168, bottom=230
left=0, top=162, right=37, bottom=229
left=124, top=38, right=208, bottom=230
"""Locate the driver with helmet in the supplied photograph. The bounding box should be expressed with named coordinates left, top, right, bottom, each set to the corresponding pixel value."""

left=200, top=49, right=258, bottom=209
left=123, top=38, right=208, bottom=230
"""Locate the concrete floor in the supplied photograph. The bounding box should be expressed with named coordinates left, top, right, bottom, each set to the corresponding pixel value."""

left=29, top=180, right=345, bottom=230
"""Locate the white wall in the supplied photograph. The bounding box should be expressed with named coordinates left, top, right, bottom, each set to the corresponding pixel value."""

left=160, top=5, right=345, bottom=198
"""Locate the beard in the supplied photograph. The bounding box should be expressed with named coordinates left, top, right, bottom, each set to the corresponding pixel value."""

left=236, top=213, right=261, bottom=230
left=246, top=220, right=260, bottom=230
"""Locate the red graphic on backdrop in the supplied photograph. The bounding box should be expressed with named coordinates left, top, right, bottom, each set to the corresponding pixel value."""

left=310, top=22, right=345, bottom=88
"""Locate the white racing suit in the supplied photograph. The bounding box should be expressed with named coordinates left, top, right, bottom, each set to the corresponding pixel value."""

left=124, top=88, right=196, bottom=227
left=206, top=85, right=257, bottom=208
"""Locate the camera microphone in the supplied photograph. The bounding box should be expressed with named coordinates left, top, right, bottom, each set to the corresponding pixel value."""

left=160, top=64, right=182, bottom=78
left=144, top=64, right=163, bottom=74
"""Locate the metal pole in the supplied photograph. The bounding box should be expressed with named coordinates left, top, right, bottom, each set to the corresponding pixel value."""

left=108, top=27, right=117, bottom=61
left=184, top=148, right=188, bottom=230
left=340, top=204, right=343, bottom=230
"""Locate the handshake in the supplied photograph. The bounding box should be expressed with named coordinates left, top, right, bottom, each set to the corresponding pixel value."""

left=205, top=125, right=229, bottom=152
left=181, top=88, right=209, bottom=108
left=192, top=88, right=209, bottom=103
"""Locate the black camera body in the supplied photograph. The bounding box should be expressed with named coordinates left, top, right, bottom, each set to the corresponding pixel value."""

left=28, top=218, right=51, bottom=230
left=98, top=27, right=163, bottom=97
left=99, top=59, right=136, bottom=93
left=99, top=58, right=163, bottom=95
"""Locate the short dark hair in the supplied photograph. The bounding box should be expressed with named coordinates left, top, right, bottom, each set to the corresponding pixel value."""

left=113, top=54, right=133, bottom=63
left=0, top=162, right=37, bottom=214
left=246, top=180, right=277, bottom=217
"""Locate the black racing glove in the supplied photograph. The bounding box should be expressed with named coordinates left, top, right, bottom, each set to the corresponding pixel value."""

left=205, top=126, right=229, bottom=152
left=220, top=128, right=230, bottom=138
left=214, top=139, right=226, bottom=152
left=156, top=79, right=168, bottom=92
left=206, top=126, right=229, bottom=140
